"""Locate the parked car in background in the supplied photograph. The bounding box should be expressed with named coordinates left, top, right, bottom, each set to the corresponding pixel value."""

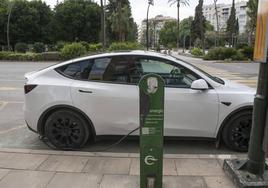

left=24, top=51, right=254, bottom=151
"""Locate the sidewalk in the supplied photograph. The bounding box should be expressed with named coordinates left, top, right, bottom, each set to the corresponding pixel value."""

left=0, top=148, right=242, bottom=188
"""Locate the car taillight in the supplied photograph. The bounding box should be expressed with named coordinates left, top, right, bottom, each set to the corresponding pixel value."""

left=24, top=84, right=37, bottom=94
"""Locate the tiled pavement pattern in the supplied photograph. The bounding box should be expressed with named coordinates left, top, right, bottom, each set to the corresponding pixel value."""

left=193, top=64, right=258, bottom=88
left=0, top=149, right=240, bottom=188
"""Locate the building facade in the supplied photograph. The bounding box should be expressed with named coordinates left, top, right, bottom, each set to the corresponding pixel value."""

left=203, top=1, right=248, bottom=33
left=138, top=15, right=176, bottom=47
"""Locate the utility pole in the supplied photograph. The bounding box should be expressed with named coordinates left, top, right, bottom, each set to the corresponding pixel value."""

left=223, top=0, right=268, bottom=187
left=7, top=1, right=14, bottom=51
left=146, top=0, right=154, bottom=51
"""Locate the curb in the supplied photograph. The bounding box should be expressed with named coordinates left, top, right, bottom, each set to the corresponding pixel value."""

left=0, top=147, right=246, bottom=159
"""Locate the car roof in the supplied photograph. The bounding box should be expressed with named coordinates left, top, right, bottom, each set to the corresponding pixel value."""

left=46, top=50, right=182, bottom=71
left=69, top=50, right=174, bottom=62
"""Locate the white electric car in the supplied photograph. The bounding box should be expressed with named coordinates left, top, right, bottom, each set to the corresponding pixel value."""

left=24, top=51, right=255, bottom=151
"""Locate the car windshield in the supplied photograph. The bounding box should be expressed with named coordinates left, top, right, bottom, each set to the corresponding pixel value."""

left=172, top=56, right=225, bottom=85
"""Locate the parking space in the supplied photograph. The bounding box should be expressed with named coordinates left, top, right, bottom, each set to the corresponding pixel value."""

left=0, top=61, right=244, bottom=154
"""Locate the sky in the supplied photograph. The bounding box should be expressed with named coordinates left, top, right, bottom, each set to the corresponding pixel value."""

left=44, top=0, right=244, bottom=25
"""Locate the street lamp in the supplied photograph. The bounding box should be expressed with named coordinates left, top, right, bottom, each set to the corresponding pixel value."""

left=146, top=0, right=154, bottom=51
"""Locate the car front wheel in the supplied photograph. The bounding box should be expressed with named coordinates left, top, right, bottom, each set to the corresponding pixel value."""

left=44, top=109, right=90, bottom=150
left=222, top=110, right=252, bottom=152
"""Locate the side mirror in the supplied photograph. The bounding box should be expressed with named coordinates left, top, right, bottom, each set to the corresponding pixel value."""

left=191, top=79, right=209, bottom=90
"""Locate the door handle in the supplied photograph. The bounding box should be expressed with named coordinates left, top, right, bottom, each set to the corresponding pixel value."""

left=78, top=90, right=93, bottom=94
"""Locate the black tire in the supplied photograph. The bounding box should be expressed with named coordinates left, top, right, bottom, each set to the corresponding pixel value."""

left=44, top=109, right=90, bottom=150
left=222, top=110, right=252, bottom=152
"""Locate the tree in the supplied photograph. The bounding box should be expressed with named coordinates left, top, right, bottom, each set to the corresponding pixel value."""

left=204, top=21, right=218, bottom=48
left=226, top=0, right=237, bottom=46
left=126, top=19, right=138, bottom=42
left=159, top=20, right=177, bottom=47
left=53, top=0, right=101, bottom=43
left=246, top=0, right=258, bottom=45
left=29, top=0, right=53, bottom=43
left=109, top=3, right=129, bottom=42
left=5, top=0, right=53, bottom=48
left=191, top=0, right=205, bottom=52
left=106, top=0, right=137, bottom=42
left=178, top=17, right=193, bottom=49
left=0, top=0, right=8, bottom=47
left=168, top=0, right=189, bottom=49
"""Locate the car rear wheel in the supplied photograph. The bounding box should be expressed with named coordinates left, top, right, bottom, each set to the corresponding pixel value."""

left=44, top=109, right=90, bottom=150
left=222, top=110, right=252, bottom=152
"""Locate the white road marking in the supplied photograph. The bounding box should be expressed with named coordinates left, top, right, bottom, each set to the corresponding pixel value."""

left=0, top=101, right=24, bottom=104
left=0, top=125, right=27, bottom=135
left=0, top=79, right=24, bottom=82
left=0, top=87, right=21, bottom=91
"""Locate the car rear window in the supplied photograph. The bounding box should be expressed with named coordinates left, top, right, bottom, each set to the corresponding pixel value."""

left=55, top=60, right=93, bottom=80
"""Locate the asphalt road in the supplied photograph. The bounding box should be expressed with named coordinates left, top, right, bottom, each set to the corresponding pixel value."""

left=174, top=54, right=259, bottom=77
left=0, top=59, right=254, bottom=155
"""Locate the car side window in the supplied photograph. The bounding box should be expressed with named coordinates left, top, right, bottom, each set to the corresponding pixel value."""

left=56, top=60, right=93, bottom=80
left=88, top=56, right=137, bottom=84
left=88, top=58, right=111, bottom=81
left=134, top=57, right=200, bottom=88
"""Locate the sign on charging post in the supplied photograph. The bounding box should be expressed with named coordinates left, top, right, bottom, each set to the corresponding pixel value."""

left=254, top=0, right=268, bottom=62
left=139, top=74, right=165, bottom=188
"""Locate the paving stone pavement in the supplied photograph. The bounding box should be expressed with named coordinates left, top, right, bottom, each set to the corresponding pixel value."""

left=0, top=148, right=238, bottom=188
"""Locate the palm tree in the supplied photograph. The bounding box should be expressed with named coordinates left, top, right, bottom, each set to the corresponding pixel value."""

left=168, top=0, right=189, bottom=50
left=7, top=0, right=14, bottom=51
left=110, top=3, right=130, bottom=42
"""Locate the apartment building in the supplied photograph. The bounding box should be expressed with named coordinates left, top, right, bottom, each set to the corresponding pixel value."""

left=138, top=15, right=176, bottom=46
left=203, top=1, right=248, bottom=33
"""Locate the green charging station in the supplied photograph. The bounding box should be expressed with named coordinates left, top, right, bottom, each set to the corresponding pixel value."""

left=139, top=74, right=165, bottom=188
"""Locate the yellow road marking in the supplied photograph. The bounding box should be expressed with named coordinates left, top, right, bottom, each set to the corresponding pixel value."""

left=0, top=102, right=8, bottom=111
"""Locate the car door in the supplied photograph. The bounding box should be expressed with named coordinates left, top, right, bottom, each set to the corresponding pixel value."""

left=134, top=56, right=219, bottom=138
left=69, top=56, right=140, bottom=136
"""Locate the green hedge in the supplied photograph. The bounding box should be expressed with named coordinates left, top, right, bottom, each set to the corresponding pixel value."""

left=61, top=43, right=87, bottom=60
left=0, top=42, right=146, bottom=61
left=191, top=48, right=203, bottom=57
left=88, top=43, right=102, bottom=52
left=240, top=46, right=253, bottom=60
left=109, top=42, right=143, bottom=51
left=204, top=47, right=247, bottom=61
left=0, top=51, right=61, bottom=61
left=40, top=52, right=61, bottom=61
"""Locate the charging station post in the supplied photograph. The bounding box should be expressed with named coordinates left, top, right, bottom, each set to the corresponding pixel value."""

left=139, top=74, right=165, bottom=188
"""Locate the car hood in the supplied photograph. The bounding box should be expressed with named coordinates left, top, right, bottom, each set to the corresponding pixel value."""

left=216, top=78, right=256, bottom=95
